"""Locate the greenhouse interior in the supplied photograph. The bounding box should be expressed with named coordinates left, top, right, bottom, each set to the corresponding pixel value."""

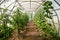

left=0, top=0, right=60, bottom=40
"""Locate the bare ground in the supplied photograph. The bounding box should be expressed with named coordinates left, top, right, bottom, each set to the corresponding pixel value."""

left=8, top=20, right=55, bottom=40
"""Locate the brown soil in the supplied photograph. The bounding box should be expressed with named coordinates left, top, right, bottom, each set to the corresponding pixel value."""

left=8, top=20, right=55, bottom=40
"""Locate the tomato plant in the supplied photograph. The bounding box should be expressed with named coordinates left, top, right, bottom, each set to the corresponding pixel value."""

left=12, top=8, right=29, bottom=31
left=0, top=8, right=29, bottom=40
left=34, top=1, right=59, bottom=40
left=0, top=13, right=13, bottom=40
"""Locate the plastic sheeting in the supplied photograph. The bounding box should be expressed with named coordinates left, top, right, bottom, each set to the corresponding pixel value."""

left=0, top=0, right=43, bottom=12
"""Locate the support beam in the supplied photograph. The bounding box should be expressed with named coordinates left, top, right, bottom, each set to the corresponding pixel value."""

left=54, top=0, right=60, bottom=6
left=0, top=0, right=5, bottom=5
left=16, top=1, right=24, bottom=10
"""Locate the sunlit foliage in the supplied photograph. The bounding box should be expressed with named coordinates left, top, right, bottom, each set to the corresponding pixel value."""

left=34, top=1, right=59, bottom=40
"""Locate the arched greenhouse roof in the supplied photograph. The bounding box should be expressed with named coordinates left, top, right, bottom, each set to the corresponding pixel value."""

left=0, top=0, right=45, bottom=12
left=0, top=0, right=60, bottom=39
left=0, top=0, right=60, bottom=23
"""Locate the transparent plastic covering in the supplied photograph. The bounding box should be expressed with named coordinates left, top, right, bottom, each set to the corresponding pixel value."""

left=0, top=0, right=60, bottom=22
left=18, top=0, right=43, bottom=12
left=0, top=0, right=60, bottom=36
left=54, top=0, right=60, bottom=6
left=0, top=0, right=43, bottom=12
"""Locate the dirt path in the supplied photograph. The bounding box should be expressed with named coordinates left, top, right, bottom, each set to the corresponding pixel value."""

left=8, top=20, right=55, bottom=40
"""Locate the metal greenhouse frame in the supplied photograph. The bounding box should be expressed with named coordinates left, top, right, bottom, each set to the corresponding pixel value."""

left=0, top=0, right=60, bottom=35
